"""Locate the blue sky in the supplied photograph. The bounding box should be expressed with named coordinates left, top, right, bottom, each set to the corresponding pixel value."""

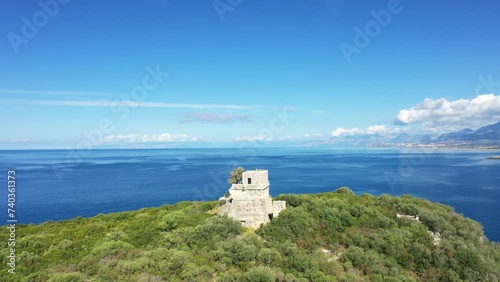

left=1, top=0, right=499, bottom=149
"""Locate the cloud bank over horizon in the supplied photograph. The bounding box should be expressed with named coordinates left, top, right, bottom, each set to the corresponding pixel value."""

left=103, top=133, right=198, bottom=143
left=395, top=94, right=500, bottom=131
left=331, top=125, right=402, bottom=138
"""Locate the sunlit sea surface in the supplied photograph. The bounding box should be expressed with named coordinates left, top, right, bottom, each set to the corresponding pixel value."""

left=1, top=148, right=499, bottom=241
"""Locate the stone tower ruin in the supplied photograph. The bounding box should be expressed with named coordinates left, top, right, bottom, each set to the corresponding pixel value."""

left=219, top=169, right=286, bottom=228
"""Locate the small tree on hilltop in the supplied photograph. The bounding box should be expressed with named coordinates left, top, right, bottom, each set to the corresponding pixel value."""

left=228, top=167, right=245, bottom=184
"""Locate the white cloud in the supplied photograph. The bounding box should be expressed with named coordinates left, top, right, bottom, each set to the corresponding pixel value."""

left=0, top=89, right=116, bottom=96
left=396, top=94, right=500, bottom=130
left=304, top=133, right=325, bottom=139
left=3, top=99, right=255, bottom=110
left=233, top=134, right=293, bottom=142
left=331, top=127, right=365, bottom=137
left=234, top=135, right=272, bottom=142
left=0, top=138, right=32, bottom=143
left=47, top=100, right=250, bottom=110
left=331, top=125, right=399, bottom=137
left=366, top=125, right=389, bottom=134
left=179, top=112, right=251, bottom=123
left=104, top=133, right=197, bottom=143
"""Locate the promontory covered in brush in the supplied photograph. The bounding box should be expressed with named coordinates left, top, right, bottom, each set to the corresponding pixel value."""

left=1, top=169, right=499, bottom=281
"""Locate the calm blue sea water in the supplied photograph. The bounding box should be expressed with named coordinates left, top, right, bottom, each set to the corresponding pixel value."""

left=1, top=148, right=499, bottom=241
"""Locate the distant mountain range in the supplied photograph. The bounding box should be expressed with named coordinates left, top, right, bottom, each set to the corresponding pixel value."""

left=434, top=121, right=500, bottom=143
left=302, top=121, right=500, bottom=148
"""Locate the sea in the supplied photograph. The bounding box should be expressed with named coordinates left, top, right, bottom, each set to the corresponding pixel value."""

left=1, top=148, right=499, bottom=241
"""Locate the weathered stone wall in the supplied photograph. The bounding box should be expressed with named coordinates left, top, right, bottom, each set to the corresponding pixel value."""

left=230, top=185, right=269, bottom=195
left=220, top=169, right=286, bottom=228
left=396, top=213, right=419, bottom=221
left=272, top=201, right=287, bottom=217
left=242, top=170, right=269, bottom=186
left=226, top=196, right=272, bottom=228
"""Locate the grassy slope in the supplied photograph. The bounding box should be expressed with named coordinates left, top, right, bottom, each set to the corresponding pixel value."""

left=1, top=188, right=499, bottom=282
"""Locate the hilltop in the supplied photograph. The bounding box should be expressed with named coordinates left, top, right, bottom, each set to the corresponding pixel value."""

left=1, top=189, right=499, bottom=281
left=432, top=121, right=500, bottom=147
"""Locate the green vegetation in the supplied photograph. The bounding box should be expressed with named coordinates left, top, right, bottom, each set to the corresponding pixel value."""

left=1, top=188, right=500, bottom=281
left=228, top=166, right=245, bottom=184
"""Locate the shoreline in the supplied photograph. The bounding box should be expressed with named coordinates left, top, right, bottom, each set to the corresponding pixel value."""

left=369, top=144, right=500, bottom=150
left=2, top=145, right=500, bottom=151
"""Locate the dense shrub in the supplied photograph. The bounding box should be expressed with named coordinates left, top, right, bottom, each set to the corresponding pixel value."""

left=1, top=191, right=499, bottom=281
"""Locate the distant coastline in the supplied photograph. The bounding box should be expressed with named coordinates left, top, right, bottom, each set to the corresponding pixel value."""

left=369, top=144, right=500, bottom=150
